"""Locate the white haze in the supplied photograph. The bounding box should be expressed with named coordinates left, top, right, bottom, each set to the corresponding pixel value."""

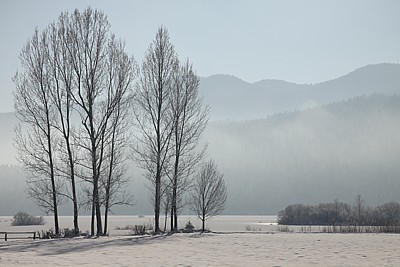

left=0, top=64, right=400, bottom=215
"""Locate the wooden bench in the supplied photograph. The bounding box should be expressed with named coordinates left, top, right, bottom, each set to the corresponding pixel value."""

left=0, top=231, right=36, bottom=241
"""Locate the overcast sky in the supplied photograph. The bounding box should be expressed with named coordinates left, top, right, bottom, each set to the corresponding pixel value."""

left=1, top=0, right=399, bottom=113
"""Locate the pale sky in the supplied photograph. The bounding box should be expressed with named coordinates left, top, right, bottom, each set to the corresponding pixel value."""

left=1, top=0, right=399, bottom=113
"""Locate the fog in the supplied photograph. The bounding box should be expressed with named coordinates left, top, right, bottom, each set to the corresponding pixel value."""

left=205, top=94, right=400, bottom=214
left=0, top=64, right=400, bottom=215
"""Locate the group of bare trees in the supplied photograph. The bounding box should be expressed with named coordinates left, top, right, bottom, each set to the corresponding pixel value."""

left=132, top=26, right=227, bottom=233
left=14, top=8, right=135, bottom=236
left=14, top=7, right=227, bottom=235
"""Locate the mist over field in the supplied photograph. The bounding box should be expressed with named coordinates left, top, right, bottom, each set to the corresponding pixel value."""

left=1, top=63, right=399, bottom=216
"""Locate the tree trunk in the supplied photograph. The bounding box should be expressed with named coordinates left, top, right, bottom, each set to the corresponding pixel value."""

left=51, top=180, right=60, bottom=235
left=94, top=180, right=103, bottom=236
left=104, top=205, right=109, bottom=236
left=155, top=174, right=161, bottom=233
left=170, top=205, right=174, bottom=231
left=47, top=119, right=59, bottom=235
left=66, top=143, right=79, bottom=235
left=91, top=192, right=95, bottom=236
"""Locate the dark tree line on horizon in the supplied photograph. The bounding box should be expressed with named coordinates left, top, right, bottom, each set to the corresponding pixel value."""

left=13, top=7, right=226, bottom=236
left=278, top=195, right=400, bottom=227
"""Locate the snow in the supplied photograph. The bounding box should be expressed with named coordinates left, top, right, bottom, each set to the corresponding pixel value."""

left=1, top=216, right=400, bottom=266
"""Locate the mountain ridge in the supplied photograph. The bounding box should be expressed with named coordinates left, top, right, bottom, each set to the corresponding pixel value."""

left=199, top=63, right=400, bottom=121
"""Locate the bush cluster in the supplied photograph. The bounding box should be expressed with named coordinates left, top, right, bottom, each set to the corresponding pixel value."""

left=278, top=200, right=400, bottom=226
left=11, top=211, right=45, bottom=226
left=37, top=228, right=86, bottom=239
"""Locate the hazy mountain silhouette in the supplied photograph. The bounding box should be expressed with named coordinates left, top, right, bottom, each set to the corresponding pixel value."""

left=200, top=63, right=400, bottom=120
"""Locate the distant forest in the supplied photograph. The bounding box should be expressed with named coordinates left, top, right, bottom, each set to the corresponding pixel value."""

left=205, top=94, right=400, bottom=214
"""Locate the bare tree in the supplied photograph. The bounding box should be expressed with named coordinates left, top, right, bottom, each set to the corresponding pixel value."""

left=133, top=26, right=178, bottom=233
left=190, top=159, right=227, bottom=232
left=101, top=99, right=135, bottom=235
left=13, top=28, right=61, bottom=235
left=169, top=60, right=209, bottom=231
left=353, top=194, right=365, bottom=226
left=47, top=17, right=80, bottom=235
left=57, top=8, right=136, bottom=236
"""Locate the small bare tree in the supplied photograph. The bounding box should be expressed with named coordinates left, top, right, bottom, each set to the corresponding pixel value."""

left=190, top=159, right=227, bottom=232
left=353, top=194, right=365, bottom=226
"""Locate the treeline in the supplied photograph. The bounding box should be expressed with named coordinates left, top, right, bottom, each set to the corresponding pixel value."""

left=278, top=196, right=400, bottom=226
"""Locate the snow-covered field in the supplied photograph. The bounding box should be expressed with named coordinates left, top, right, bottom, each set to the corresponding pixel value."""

left=1, top=216, right=400, bottom=266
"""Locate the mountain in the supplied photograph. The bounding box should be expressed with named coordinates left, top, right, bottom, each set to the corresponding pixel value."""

left=200, top=63, right=400, bottom=120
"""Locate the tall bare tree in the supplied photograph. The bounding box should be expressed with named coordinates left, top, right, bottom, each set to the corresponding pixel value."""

left=190, top=159, right=227, bottom=232
left=169, top=60, right=209, bottom=231
left=13, top=28, right=61, bottom=235
left=64, top=9, right=135, bottom=236
left=133, top=26, right=178, bottom=233
left=47, top=17, right=80, bottom=235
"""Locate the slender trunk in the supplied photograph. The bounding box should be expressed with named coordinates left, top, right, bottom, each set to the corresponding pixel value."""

left=202, top=215, right=205, bottom=232
left=164, top=207, right=168, bottom=232
left=170, top=205, right=174, bottom=232
left=66, top=143, right=79, bottom=235
left=155, top=171, right=160, bottom=233
left=47, top=116, right=59, bottom=235
left=104, top=121, right=116, bottom=236
left=90, top=111, right=102, bottom=236
left=172, top=157, right=179, bottom=231
left=72, top=181, right=79, bottom=235
left=91, top=191, right=95, bottom=236
left=104, top=205, right=109, bottom=236
left=174, top=208, right=178, bottom=232
left=50, top=173, right=60, bottom=235
left=172, top=189, right=177, bottom=231
left=94, top=179, right=103, bottom=236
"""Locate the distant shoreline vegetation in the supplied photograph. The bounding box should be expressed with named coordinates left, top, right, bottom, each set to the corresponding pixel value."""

left=278, top=196, right=400, bottom=228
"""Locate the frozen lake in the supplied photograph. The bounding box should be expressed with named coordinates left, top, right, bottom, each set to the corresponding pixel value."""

left=0, top=215, right=278, bottom=234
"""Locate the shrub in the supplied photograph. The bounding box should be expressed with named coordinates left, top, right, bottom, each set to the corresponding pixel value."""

left=11, top=211, right=45, bottom=226
left=114, top=224, right=135, bottom=231
left=36, top=228, right=85, bottom=239
left=133, top=225, right=146, bottom=235
left=184, top=221, right=195, bottom=233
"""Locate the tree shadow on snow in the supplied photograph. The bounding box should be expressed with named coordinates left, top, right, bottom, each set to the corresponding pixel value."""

left=0, top=235, right=171, bottom=256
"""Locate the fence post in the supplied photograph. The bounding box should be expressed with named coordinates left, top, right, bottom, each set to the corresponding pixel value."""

left=5, top=233, right=7, bottom=241
left=33, top=232, right=36, bottom=240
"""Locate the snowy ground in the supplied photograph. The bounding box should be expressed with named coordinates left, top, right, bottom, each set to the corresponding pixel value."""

left=1, top=216, right=400, bottom=266
left=1, top=232, right=400, bottom=266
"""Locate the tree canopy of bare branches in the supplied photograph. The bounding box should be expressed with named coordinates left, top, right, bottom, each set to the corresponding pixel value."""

left=190, top=159, right=227, bottom=231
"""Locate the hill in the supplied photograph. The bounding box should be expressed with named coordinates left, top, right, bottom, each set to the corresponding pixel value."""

left=200, top=63, right=400, bottom=120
